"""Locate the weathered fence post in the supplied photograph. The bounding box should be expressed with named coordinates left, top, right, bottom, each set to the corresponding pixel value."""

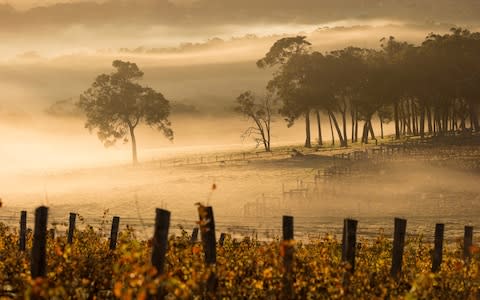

left=19, top=211, right=27, bottom=251
left=31, top=206, right=48, bottom=279
left=197, top=206, right=217, bottom=297
left=282, top=215, right=294, bottom=299
left=342, top=219, right=358, bottom=272
left=464, top=226, right=473, bottom=261
left=219, top=233, right=226, bottom=246
left=191, top=227, right=199, bottom=244
left=432, top=223, right=444, bottom=272
left=109, top=216, right=120, bottom=250
left=391, top=218, right=407, bottom=278
left=151, top=209, right=170, bottom=276
left=198, top=206, right=216, bottom=264
left=67, top=213, right=76, bottom=244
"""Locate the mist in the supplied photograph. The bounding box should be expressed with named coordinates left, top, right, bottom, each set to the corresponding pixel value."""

left=0, top=21, right=456, bottom=174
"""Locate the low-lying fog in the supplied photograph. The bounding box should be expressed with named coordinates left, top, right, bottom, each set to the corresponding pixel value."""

left=1, top=12, right=479, bottom=241
left=1, top=22, right=432, bottom=174
left=1, top=148, right=478, bottom=242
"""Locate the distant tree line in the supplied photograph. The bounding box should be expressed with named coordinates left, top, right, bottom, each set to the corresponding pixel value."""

left=244, top=28, right=480, bottom=148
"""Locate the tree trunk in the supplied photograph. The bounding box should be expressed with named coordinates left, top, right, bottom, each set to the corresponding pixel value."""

left=354, top=110, right=359, bottom=142
left=341, top=110, right=348, bottom=147
left=129, top=125, right=138, bottom=165
left=412, top=100, right=418, bottom=135
left=253, top=118, right=269, bottom=152
left=460, top=103, right=466, bottom=131
left=328, top=113, right=335, bottom=146
left=443, top=110, right=448, bottom=134
left=266, top=122, right=271, bottom=152
left=368, top=120, right=376, bottom=141
left=361, top=121, right=369, bottom=144
left=419, top=103, right=425, bottom=139
left=329, top=111, right=346, bottom=147
left=379, top=116, right=384, bottom=139
left=316, top=110, right=323, bottom=146
left=262, top=130, right=269, bottom=152
left=426, top=106, right=433, bottom=133
left=305, top=111, right=311, bottom=148
left=405, top=101, right=412, bottom=135
left=394, top=101, right=400, bottom=139
left=351, top=107, right=355, bottom=143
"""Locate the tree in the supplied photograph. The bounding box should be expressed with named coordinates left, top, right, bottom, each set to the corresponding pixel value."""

left=258, top=36, right=314, bottom=147
left=257, top=36, right=311, bottom=69
left=78, top=60, right=173, bottom=164
left=235, top=91, right=274, bottom=152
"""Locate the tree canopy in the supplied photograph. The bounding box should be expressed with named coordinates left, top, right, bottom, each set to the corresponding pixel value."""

left=259, top=28, right=480, bottom=148
left=78, top=60, right=173, bottom=164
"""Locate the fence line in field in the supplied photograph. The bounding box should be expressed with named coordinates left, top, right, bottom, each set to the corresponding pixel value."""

left=147, top=149, right=296, bottom=168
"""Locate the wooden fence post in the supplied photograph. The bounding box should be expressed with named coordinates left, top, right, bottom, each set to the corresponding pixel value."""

left=432, top=223, right=444, bottom=272
left=391, top=218, right=407, bottom=278
left=464, top=226, right=473, bottom=261
left=19, top=211, right=27, bottom=251
left=198, top=206, right=217, bottom=264
left=342, top=219, right=358, bottom=272
left=191, top=227, right=199, bottom=244
left=219, top=233, right=226, bottom=246
left=109, top=216, right=120, bottom=250
left=67, top=213, right=76, bottom=244
left=31, top=206, right=48, bottom=279
left=151, top=209, right=170, bottom=276
left=197, top=206, right=217, bottom=297
left=282, top=215, right=294, bottom=299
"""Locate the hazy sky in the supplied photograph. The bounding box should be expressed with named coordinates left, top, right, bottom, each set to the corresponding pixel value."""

left=1, top=0, right=479, bottom=59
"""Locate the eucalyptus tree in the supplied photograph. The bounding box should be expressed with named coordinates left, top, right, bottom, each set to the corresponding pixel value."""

left=257, top=36, right=315, bottom=147
left=355, top=49, right=388, bottom=144
left=78, top=60, right=173, bottom=164
left=422, top=28, right=480, bottom=133
left=323, top=47, right=370, bottom=147
left=380, top=37, right=417, bottom=139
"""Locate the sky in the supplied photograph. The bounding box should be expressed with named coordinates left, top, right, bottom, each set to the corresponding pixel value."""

left=1, top=0, right=479, bottom=172
left=1, top=0, right=479, bottom=58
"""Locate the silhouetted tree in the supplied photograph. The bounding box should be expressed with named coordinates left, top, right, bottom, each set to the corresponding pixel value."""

left=260, top=29, right=480, bottom=146
left=257, top=36, right=314, bottom=147
left=235, top=91, right=274, bottom=152
left=78, top=60, right=173, bottom=164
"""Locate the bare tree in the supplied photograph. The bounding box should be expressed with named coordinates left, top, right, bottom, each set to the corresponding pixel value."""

left=234, top=91, right=274, bottom=152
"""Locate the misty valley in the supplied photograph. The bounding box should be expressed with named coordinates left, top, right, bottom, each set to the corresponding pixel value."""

left=1, top=1, right=480, bottom=299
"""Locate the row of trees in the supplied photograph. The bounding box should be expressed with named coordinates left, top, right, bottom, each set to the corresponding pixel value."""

left=237, top=28, right=480, bottom=150
left=78, top=28, right=480, bottom=162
